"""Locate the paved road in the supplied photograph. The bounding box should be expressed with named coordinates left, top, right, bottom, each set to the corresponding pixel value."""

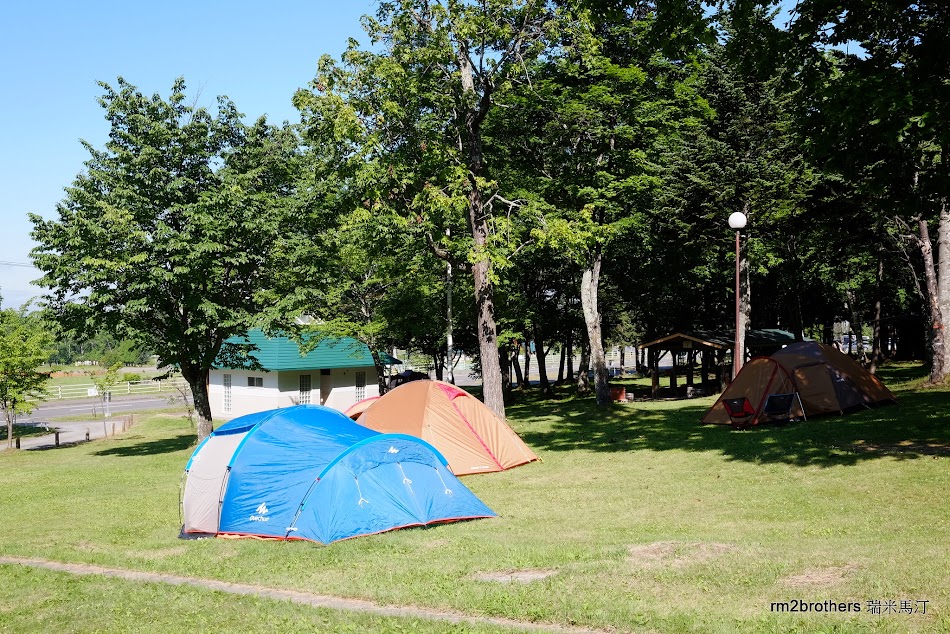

left=10, top=395, right=183, bottom=451
left=23, top=395, right=177, bottom=423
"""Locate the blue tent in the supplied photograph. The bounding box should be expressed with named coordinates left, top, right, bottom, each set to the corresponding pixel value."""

left=181, top=405, right=495, bottom=544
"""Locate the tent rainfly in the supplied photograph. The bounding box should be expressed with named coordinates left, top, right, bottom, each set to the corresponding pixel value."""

left=702, top=341, right=896, bottom=426
left=180, top=405, right=495, bottom=544
left=346, top=380, right=539, bottom=476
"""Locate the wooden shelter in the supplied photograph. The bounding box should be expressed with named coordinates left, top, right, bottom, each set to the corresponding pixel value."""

left=636, top=329, right=799, bottom=399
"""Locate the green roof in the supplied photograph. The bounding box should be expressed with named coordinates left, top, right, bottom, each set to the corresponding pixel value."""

left=221, top=330, right=399, bottom=371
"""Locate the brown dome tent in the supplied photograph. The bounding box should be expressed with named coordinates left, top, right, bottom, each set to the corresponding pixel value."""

left=345, top=380, right=539, bottom=475
left=702, top=341, right=896, bottom=426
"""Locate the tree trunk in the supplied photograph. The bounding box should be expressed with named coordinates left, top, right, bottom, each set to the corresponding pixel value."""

left=576, top=338, right=591, bottom=395
left=845, top=290, right=867, bottom=364
left=937, top=199, right=950, bottom=377
left=500, top=344, right=512, bottom=398
left=371, top=350, right=390, bottom=395
left=4, top=408, right=13, bottom=450
left=456, top=40, right=506, bottom=421
left=870, top=249, right=884, bottom=374
left=919, top=217, right=948, bottom=382
left=556, top=344, right=566, bottom=384
left=473, top=264, right=506, bottom=418
left=510, top=343, right=523, bottom=386
left=580, top=251, right=610, bottom=406
left=789, top=240, right=805, bottom=341
left=182, top=365, right=213, bottom=441
left=533, top=325, right=552, bottom=396
left=566, top=329, right=575, bottom=381
left=521, top=341, right=531, bottom=389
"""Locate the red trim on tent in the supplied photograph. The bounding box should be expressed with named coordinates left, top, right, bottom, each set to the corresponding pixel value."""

left=215, top=513, right=496, bottom=544
left=750, top=363, right=780, bottom=424
left=749, top=358, right=800, bottom=425
left=435, top=382, right=468, bottom=401
left=707, top=356, right=801, bottom=426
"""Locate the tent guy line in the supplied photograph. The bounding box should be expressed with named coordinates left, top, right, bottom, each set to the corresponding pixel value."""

left=0, top=556, right=608, bottom=634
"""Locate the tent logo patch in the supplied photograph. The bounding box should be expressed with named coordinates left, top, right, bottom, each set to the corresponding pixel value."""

left=388, top=446, right=400, bottom=454
left=250, top=503, right=270, bottom=522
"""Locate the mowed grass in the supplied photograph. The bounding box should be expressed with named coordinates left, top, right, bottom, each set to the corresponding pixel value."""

left=0, top=362, right=948, bottom=633
left=0, top=565, right=518, bottom=634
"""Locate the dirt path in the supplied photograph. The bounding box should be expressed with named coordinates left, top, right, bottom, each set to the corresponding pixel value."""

left=0, top=556, right=614, bottom=634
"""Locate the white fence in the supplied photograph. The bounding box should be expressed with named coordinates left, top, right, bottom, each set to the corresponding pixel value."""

left=40, top=378, right=190, bottom=401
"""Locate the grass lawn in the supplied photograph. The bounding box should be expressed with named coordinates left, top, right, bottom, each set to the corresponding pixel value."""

left=0, top=362, right=947, bottom=633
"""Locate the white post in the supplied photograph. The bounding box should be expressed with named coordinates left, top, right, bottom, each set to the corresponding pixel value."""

left=446, top=227, right=455, bottom=384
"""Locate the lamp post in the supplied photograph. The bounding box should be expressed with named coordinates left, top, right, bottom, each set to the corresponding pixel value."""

left=728, top=211, right=747, bottom=379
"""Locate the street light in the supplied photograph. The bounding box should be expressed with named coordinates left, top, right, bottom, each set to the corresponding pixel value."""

left=728, top=211, right=747, bottom=379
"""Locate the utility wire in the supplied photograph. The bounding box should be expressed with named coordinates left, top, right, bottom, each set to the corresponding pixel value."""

left=0, top=260, right=38, bottom=269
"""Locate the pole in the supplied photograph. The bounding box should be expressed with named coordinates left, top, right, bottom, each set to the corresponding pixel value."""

left=446, top=228, right=455, bottom=384
left=734, top=229, right=742, bottom=379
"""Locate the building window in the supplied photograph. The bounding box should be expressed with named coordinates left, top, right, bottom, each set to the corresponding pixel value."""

left=355, top=371, right=366, bottom=401
left=299, top=374, right=312, bottom=404
left=223, top=373, right=232, bottom=413
left=247, top=376, right=263, bottom=388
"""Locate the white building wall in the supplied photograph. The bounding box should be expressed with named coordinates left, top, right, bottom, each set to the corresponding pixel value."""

left=209, top=366, right=379, bottom=421
left=321, top=367, right=379, bottom=412
left=208, top=369, right=293, bottom=420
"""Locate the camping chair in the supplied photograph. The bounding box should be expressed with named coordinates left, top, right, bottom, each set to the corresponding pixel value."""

left=761, top=392, right=805, bottom=426
left=722, top=397, right=756, bottom=429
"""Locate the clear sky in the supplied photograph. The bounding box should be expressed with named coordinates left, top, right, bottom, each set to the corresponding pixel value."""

left=0, top=0, right=375, bottom=308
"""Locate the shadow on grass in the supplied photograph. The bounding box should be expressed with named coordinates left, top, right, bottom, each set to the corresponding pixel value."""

left=1, top=424, right=52, bottom=441
left=94, top=434, right=196, bottom=457
left=508, top=369, right=950, bottom=468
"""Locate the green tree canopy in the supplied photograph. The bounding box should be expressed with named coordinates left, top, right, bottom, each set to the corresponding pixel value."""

left=0, top=305, right=53, bottom=448
left=30, top=78, right=299, bottom=439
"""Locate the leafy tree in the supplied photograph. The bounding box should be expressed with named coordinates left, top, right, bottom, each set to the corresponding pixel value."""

left=0, top=303, right=53, bottom=448
left=92, top=362, right=122, bottom=425
left=791, top=0, right=950, bottom=381
left=382, top=251, right=478, bottom=382
left=294, top=0, right=558, bottom=420
left=498, top=4, right=706, bottom=405
left=30, top=78, right=298, bottom=439
left=98, top=339, right=151, bottom=367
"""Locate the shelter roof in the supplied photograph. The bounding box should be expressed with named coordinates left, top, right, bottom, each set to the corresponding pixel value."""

left=218, top=329, right=401, bottom=371
left=638, top=329, right=801, bottom=352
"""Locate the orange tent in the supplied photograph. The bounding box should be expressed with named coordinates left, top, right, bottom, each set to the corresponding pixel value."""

left=345, top=380, right=539, bottom=475
left=343, top=395, right=379, bottom=421
left=703, top=341, right=896, bottom=426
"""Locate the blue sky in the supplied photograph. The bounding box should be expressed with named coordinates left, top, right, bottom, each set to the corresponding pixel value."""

left=0, top=1, right=374, bottom=308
